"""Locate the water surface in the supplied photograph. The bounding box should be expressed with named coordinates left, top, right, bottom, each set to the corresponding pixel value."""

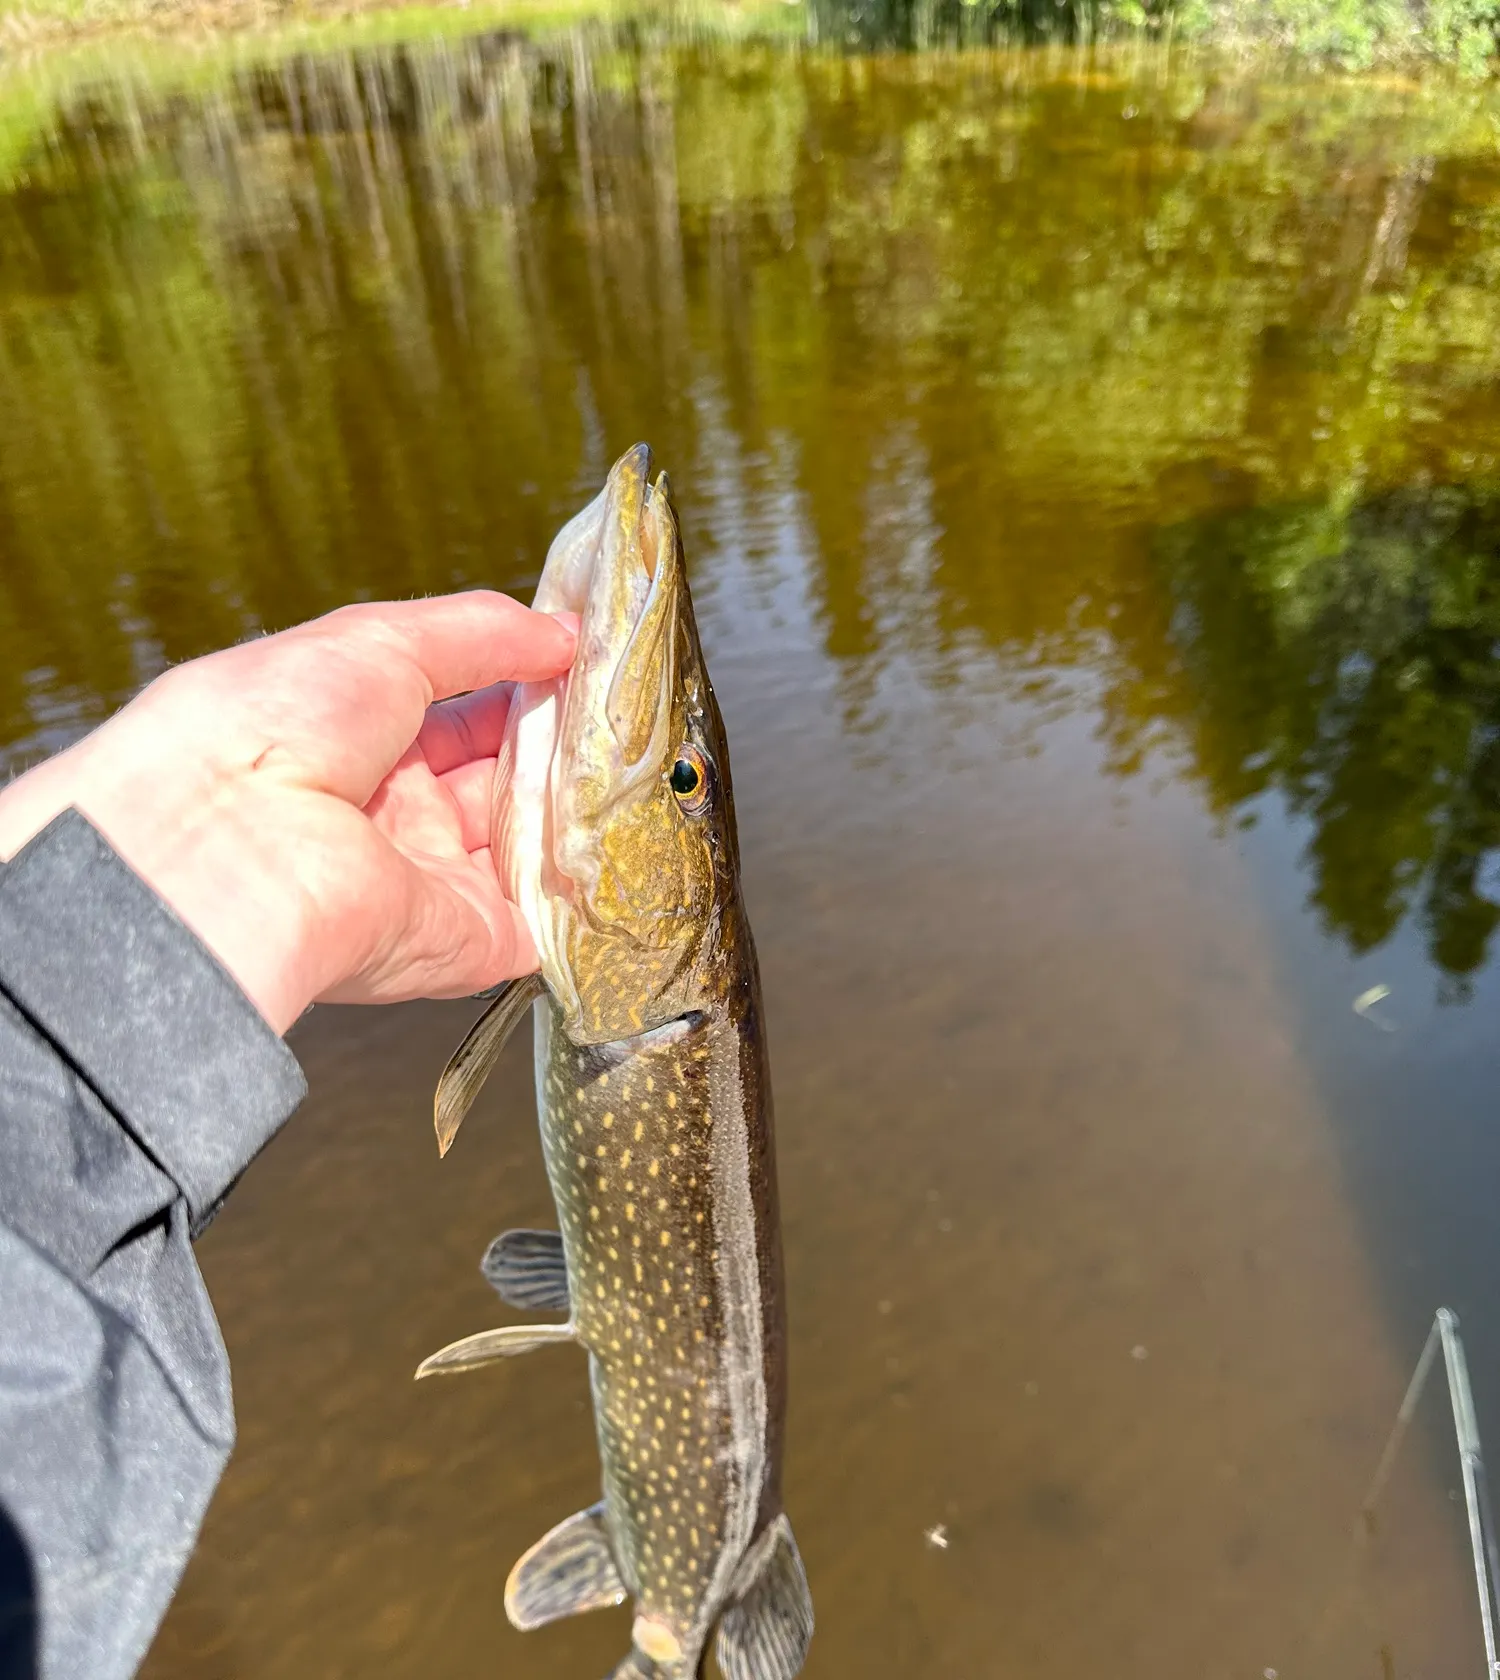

left=4, top=25, right=1500, bottom=1676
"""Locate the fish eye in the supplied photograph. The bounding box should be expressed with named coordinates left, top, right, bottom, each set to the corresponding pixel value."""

left=669, top=746, right=710, bottom=813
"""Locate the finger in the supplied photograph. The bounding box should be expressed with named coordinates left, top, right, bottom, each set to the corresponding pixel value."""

left=364, top=751, right=466, bottom=857
left=437, top=758, right=497, bottom=853
left=315, top=593, right=576, bottom=705
left=418, top=682, right=513, bottom=776
left=320, top=852, right=537, bottom=1005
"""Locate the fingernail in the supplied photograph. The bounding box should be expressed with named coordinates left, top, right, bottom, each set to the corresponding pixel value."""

left=548, top=610, right=581, bottom=639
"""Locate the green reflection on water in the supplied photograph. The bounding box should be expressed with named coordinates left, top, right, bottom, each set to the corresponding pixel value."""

left=6, top=28, right=1500, bottom=983
left=1159, top=483, right=1500, bottom=993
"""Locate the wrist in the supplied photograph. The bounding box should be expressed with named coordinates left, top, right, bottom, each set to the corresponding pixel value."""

left=0, top=763, right=316, bottom=1036
left=122, top=801, right=317, bottom=1036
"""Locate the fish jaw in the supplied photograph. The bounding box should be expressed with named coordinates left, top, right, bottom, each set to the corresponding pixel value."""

left=493, top=444, right=711, bottom=1043
left=553, top=443, right=677, bottom=889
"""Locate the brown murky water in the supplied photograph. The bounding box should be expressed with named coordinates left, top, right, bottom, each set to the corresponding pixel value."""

left=6, top=23, right=1500, bottom=1676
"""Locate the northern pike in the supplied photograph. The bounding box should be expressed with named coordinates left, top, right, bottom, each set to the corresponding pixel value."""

left=416, top=445, right=813, bottom=1680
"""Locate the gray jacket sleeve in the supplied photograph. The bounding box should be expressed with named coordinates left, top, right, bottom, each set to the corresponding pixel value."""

left=0, top=810, right=308, bottom=1680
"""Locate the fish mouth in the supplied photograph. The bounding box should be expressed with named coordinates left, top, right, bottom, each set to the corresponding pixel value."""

left=543, top=443, right=678, bottom=891
left=496, top=444, right=681, bottom=1015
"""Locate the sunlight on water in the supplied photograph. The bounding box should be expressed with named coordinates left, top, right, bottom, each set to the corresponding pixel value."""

left=5, top=22, right=1500, bottom=1678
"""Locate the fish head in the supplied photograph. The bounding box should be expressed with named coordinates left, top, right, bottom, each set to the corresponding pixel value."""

left=495, top=444, right=740, bottom=1044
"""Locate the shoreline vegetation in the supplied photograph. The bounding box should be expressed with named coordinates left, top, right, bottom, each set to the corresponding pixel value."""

left=1, top=0, right=1499, bottom=65
left=7, top=27, right=1500, bottom=984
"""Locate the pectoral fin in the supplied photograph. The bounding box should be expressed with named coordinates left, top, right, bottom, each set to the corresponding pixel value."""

left=715, top=1516, right=814, bottom=1680
left=414, top=1321, right=575, bottom=1378
left=505, top=1503, right=628, bottom=1630
left=482, top=1229, right=571, bottom=1313
left=434, top=974, right=544, bottom=1157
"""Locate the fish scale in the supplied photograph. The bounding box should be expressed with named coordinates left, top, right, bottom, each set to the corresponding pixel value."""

left=418, top=444, right=812, bottom=1680
left=541, top=1008, right=731, bottom=1625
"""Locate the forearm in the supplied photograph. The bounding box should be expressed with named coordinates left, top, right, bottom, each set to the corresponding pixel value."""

left=0, top=812, right=306, bottom=1680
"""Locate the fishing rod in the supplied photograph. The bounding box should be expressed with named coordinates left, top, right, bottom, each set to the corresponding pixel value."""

left=1360, top=1308, right=1500, bottom=1679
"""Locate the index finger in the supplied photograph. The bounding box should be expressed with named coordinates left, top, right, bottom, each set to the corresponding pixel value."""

left=319, top=592, right=577, bottom=703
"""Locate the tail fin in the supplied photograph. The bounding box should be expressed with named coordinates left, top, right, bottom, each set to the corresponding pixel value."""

left=715, top=1515, right=814, bottom=1680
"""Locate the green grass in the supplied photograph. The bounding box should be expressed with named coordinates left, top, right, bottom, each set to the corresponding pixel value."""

left=2, top=0, right=1499, bottom=71
left=0, top=0, right=797, bottom=105
left=0, top=0, right=801, bottom=184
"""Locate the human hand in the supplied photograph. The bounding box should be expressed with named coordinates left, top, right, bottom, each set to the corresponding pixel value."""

left=0, top=593, right=576, bottom=1035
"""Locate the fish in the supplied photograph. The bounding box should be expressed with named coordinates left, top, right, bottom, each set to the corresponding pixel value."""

left=416, top=443, right=814, bottom=1680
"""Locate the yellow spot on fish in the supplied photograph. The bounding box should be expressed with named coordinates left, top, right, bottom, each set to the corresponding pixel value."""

left=596, top=1145, right=607, bottom=1157
left=667, top=1092, right=678, bottom=1110
left=625, top=1203, right=636, bottom=1221
left=649, top=1160, right=660, bottom=1178
left=634, top=1121, right=644, bottom=1142
left=621, top=1149, right=632, bottom=1169
left=660, top=1231, right=671, bottom=1247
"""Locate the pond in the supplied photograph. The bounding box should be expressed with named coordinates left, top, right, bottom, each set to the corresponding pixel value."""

left=4, top=17, right=1500, bottom=1675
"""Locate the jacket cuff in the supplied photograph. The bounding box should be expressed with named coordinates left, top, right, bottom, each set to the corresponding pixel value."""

left=0, top=809, right=307, bottom=1224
